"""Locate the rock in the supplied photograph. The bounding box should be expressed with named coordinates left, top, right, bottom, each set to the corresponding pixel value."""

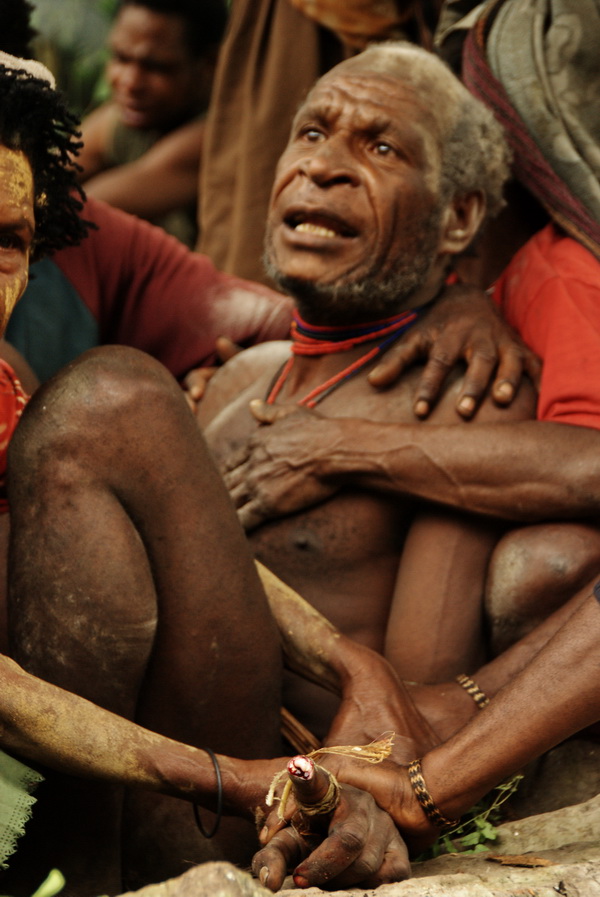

left=117, top=753, right=600, bottom=897
left=117, top=861, right=271, bottom=897
left=506, top=738, right=600, bottom=819
left=275, top=793, right=600, bottom=896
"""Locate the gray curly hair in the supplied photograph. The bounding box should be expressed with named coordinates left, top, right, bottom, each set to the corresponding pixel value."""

left=343, top=41, right=511, bottom=219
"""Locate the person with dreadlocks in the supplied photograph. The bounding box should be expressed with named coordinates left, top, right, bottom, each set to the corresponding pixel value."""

left=0, top=47, right=86, bottom=511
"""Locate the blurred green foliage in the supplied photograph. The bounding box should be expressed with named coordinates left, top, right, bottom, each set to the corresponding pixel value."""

left=31, top=0, right=118, bottom=117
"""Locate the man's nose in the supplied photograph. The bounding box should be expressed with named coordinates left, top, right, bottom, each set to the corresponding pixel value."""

left=119, top=63, right=146, bottom=95
left=301, top=138, right=360, bottom=187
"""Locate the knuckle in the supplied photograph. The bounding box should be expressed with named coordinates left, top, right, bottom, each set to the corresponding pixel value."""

left=386, top=856, right=411, bottom=883
left=427, top=352, right=454, bottom=370
left=334, top=825, right=365, bottom=858
left=470, top=348, right=497, bottom=365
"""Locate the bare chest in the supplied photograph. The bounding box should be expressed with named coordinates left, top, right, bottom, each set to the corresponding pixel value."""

left=203, top=359, right=432, bottom=643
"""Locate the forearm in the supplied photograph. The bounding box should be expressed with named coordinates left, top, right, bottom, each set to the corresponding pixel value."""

left=475, top=580, right=592, bottom=698
left=0, top=654, right=276, bottom=817
left=421, top=591, right=600, bottom=819
left=313, top=418, right=600, bottom=522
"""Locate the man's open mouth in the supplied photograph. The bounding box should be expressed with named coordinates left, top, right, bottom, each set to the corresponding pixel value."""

left=285, top=210, right=358, bottom=239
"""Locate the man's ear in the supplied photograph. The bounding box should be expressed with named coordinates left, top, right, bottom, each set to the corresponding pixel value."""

left=438, top=191, right=486, bottom=256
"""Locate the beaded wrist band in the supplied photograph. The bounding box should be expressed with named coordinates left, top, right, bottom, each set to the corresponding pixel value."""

left=455, top=673, right=490, bottom=710
left=407, top=758, right=459, bottom=830
left=193, top=747, right=223, bottom=839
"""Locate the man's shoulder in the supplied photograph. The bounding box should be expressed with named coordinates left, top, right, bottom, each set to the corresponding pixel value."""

left=79, top=103, right=121, bottom=162
left=199, top=342, right=291, bottom=428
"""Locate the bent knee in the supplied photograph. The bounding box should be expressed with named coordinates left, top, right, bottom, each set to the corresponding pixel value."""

left=486, top=522, right=600, bottom=649
left=11, top=347, right=183, bottom=457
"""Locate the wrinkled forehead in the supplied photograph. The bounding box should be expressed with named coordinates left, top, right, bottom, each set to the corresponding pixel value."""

left=303, top=46, right=461, bottom=136
left=301, top=69, right=434, bottom=122
left=292, top=67, right=446, bottom=173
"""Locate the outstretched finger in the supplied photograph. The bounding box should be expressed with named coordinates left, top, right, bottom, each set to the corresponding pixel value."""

left=368, top=334, right=428, bottom=389
left=524, top=350, right=543, bottom=392
left=292, top=819, right=409, bottom=890
left=228, top=483, right=252, bottom=516
left=182, top=366, right=218, bottom=402
left=411, top=353, right=456, bottom=418
left=236, top=498, right=272, bottom=532
left=215, top=335, right=242, bottom=363
left=222, top=442, right=251, bottom=474
left=488, top=344, right=530, bottom=407
left=249, top=399, right=310, bottom=426
left=453, top=350, right=498, bottom=419
left=222, top=460, right=249, bottom=495
left=252, top=825, right=307, bottom=892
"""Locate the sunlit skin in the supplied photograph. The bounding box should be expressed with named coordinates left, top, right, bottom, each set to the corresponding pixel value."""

left=107, top=5, right=204, bottom=131
left=202, top=57, right=535, bottom=738
left=265, top=68, right=449, bottom=312
left=0, top=148, right=34, bottom=335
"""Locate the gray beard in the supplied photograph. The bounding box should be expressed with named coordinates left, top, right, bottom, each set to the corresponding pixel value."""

left=263, top=211, right=443, bottom=326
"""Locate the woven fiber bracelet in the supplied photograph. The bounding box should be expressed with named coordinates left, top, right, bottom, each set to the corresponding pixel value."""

left=193, top=747, right=223, bottom=839
left=455, top=673, right=490, bottom=710
left=407, top=759, right=459, bottom=830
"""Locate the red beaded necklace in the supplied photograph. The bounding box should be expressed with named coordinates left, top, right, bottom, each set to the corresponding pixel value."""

left=266, top=308, right=423, bottom=408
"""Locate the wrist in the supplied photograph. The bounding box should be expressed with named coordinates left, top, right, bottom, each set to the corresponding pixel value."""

left=315, top=418, right=392, bottom=482
left=222, top=757, right=285, bottom=820
left=417, top=747, right=481, bottom=824
left=407, top=680, right=478, bottom=742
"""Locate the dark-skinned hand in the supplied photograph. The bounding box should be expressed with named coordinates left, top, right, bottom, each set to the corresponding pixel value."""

left=223, top=401, right=340, bottom=530
left=252, top=778, right=411, bottom=891
left=368, top=283, right=541, bottom=419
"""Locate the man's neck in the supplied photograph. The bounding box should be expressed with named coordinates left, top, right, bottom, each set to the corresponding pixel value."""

left=268, top=307, right=425, bottom=407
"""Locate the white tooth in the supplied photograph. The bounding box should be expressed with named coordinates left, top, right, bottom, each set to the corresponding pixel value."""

left=295, top=222, right=337, bottom=238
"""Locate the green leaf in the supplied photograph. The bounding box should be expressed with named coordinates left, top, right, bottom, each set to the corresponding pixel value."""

left=29, top=869, right=65, bottom=897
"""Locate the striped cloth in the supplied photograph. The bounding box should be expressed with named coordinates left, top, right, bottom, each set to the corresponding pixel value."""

left=436, top=0, right=600, bottom=259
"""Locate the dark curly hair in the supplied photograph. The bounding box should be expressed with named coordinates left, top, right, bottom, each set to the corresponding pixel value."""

left=0, top=0, right=37, bottom=57
left=0, top=64, right=88, bottom=260
left=117, top=0, right=228, bottom=58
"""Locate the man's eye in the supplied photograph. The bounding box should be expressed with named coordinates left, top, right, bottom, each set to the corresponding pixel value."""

left=0, top=234, right=22, bottom=251
left=302, top=128, right=325, bottom=143
left=373, top=141, right=395, bottom=156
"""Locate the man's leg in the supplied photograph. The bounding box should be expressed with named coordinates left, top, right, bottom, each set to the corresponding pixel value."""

left=486, top=522, right=600, bottom=653
left=6, top=347, right=283, bottom=894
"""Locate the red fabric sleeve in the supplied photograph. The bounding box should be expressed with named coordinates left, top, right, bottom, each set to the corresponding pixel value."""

left=493, top=223, right=600, bottom=430
left=0, top=360, right=28, bottom=514
left=52, top=197, right=293, bottom=380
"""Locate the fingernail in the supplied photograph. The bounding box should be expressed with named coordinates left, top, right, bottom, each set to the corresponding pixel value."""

left=259, top=825, right=269, bottom=842
left=259, top=866, right=269, bottom=886
left=414, top=400, right=429, bottom=417
left=495, top=381, right=514, bottom=401
left=293, top=873, right=309, bottom=888
left=458, top=396, right=475, bottom=415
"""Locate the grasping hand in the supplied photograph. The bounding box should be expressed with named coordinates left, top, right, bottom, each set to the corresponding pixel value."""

left=324, top=643, right=440, bottom=765
left=182, top=337, right=242, bottom=414
left=253, top=772, right=410, bottom=891
left=369, top=284, right=541, bottom=419
left=223, top=401, right=343, bottom=530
